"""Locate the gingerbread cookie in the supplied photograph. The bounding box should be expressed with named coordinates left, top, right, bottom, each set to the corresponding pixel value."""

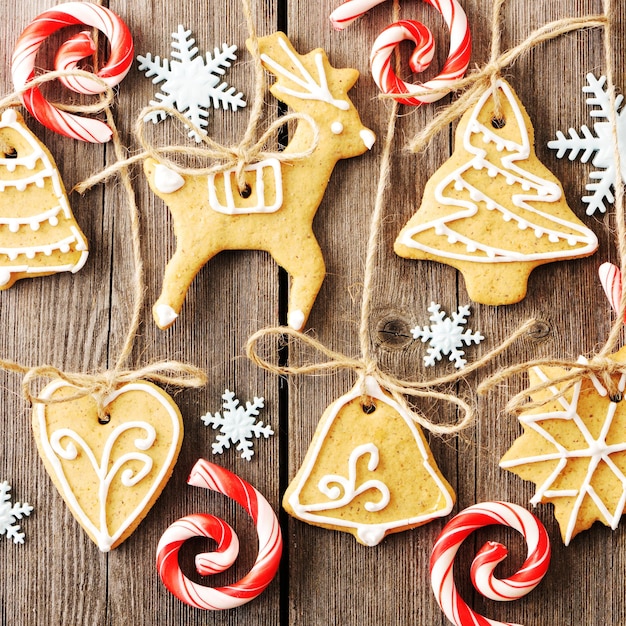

left=0, top=109, right=88, bottom=288
left=32, top=380, right=183, bottom=551
left=283, top=376, right=454, bottom=546
left=144, top=31, right=375, bottom=331
left=394, top=79, right=597, bottom=305
left=500, top=346, right=626, bottom=545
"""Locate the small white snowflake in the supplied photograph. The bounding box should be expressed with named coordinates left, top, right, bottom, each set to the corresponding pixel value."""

left=548, top=73, right=626, bottom=215
left=0, top=481, right=33, bottom=545
left=137, top=25, right=246, bottom=142
left=411, top=302, right=484, bottom=369
left=201, top=390, right=273, bottom=461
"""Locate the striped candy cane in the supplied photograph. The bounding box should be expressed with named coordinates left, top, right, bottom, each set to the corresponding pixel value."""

left=430, top=501, right=551, bottom=626
left=599, top=262, right=626, bottom=322
left=12, top=2, right=134, bottom=142
left=330, top=0, right=472, bottom=105
left=156, top=459, right=282, bottom=610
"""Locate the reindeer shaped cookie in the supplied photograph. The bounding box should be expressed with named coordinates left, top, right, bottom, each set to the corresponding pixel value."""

left=144, top=32, right=375, bottom=330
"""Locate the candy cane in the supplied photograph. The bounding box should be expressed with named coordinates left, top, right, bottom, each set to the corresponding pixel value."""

left=156, top=459, right=282, bottom=610
left=430, top=501, right=551, bottom=626
left=11, top=2, right=134, bottom=143
left=599, top=262, right=626, bottom=322
left=330, top=0, right=389, bottom=29
left=330, top=0, right=471, bottom=105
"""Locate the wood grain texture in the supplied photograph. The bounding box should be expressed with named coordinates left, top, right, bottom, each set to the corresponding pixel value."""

left=0, top=0, right=623, bottom=625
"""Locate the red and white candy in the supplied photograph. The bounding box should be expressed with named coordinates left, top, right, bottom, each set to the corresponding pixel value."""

left=599, top=262, right=626, bottom=322
left=11, top=2, right=134, bottom=143
left=330, top=0, right=472, bottom=105
left=330, top=0, right=389, bottom=29
left=156, top=459, right=282, bottom=610
left=430, top=501, right=551, bottom=626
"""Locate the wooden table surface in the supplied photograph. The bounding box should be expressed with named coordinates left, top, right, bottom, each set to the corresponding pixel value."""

left=0, top=1, right=624, bottom=624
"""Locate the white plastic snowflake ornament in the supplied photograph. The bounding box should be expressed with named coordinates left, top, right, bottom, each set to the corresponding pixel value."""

left=201, top=390, right=273, bottom=461
left=0, top=481, right=33, bottom=544
left=548, top=73, right=626, bottom=215
left=137, top=25, right=246, bottom=142
left=411, top=302, right=484, bottom=369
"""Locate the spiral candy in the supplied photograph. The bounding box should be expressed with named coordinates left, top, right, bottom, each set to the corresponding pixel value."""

left=330, top=0, right=472, bottom=105
left=430, top=501, right=551, bottom=626
left=11, top=2, right=134, bottom=142
left=156, top=459, right=282, bottom=610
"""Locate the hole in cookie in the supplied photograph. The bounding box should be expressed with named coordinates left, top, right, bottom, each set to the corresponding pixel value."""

left=239, top=184, right=252, bottom=199
left=491, top=117, right=506, bottom=129
left=98, top=413, right=111, bottom=425
left=2, top=147, right=17, bottom=159
left=610, top=391, right=623, bottom=403
left=361, top=401, right=376, bottom=415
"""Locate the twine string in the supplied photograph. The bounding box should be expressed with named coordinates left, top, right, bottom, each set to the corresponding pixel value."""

left=478, top=0, right=624, bottom=414
left=405, top=14, right=608, bottom=152
left=74, top=106, right=319, bottom=194
left=0, top=13, right=207, bottom=419
left=75, top=0, right=321, bottom=197
left=246, top=1, right=613, bottom=433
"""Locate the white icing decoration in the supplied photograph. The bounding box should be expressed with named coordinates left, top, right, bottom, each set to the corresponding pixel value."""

left=397, top=79, right=598, bottom=262
left=208, top=158, right=283, bottom=215
left=288, top=376, right=454, bottom=546
left=287, top=309, right=305, bottom=331
left=0, top=112, right=87, bottom=274
left=331, top=121, right=344, bottom=134
left=154, top=303, right=178, bottom=328
left=35, top=380, right=181, bottom=552
left=154, top=164, right=185, bottom=194
left=313, top=444, right=390, bottom=513
left=260, top=38, right=350, bottom=111
left=360, top=129, right=376, bottom=149
left=0, top=269, right=11, bottom=286
left=500, top=365, right=626, bottom=545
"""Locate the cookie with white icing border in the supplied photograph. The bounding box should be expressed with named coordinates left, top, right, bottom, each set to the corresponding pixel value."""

left=143, top=32, right=375, bottom=331
left=283, top=376, right=454, bottom=546
left=500, top=346, right=626, bottom=545
left=394, top=79, right=597, bottom=305
left=32, top=380, right=183, bottom=551
left=0, top=109, right=87, bottom=288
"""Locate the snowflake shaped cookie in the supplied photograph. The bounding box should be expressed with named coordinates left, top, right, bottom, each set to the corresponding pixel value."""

left=548, top=73, right=626, bottom=215
left=411, top=302, right=484, bottom=369
left=201, top=390, right=273, bottom=461
left=500, top=357, right=626, bottom=545
left=137, top=25, right=246, bottom=141
left=0, top=481, right=33, bottom=544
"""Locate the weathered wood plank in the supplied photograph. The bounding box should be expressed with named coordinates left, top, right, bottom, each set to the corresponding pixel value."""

left=0, top=0, right=624, bottom=625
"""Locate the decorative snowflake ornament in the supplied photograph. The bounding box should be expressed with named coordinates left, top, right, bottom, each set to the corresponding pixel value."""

left=548, top=73, right=626, bottom=215
left=500, top=355, right=626, bottom=545
left=201, top=390, right=273, bottom=461
left=411, top=302, right=484, bottom=369
left=0, top=481, right=33, bottom=544
left=137, top=25, right=246, bottom=141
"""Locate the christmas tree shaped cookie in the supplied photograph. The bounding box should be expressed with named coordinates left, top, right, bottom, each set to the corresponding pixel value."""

left=283, top=377, right=454, bottom=546
left=395, top=79, right=598, bottom=305
left=0, top=109, right=88, bottom=288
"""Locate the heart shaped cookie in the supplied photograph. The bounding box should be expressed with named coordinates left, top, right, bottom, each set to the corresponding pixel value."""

left=32, top=380, right=183, bottom=551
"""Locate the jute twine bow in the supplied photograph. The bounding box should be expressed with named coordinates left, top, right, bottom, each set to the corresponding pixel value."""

left=75, top=105, right=320, bottom=195
left=246, top=0, right=618, bottom=433
left=0, top=12, right=207, bottom=419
